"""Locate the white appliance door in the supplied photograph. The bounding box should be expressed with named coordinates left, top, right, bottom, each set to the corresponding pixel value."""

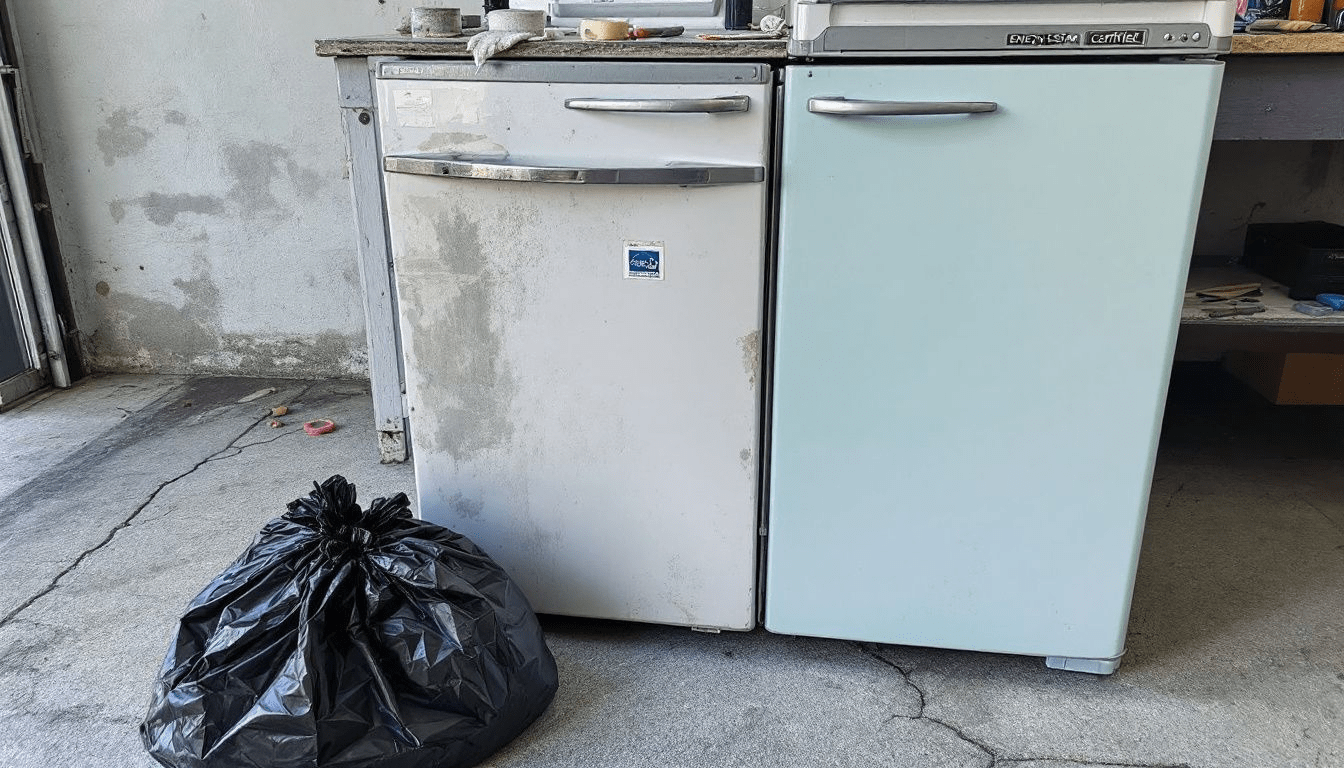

left=766, top=61, right=1222, bottom=668
left=378, top=62, right=771, bottom=630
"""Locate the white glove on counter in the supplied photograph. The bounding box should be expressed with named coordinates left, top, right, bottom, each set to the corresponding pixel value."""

left=466, top=28, right=560, bottom=66
left=758, top=15, right=787, bottom=35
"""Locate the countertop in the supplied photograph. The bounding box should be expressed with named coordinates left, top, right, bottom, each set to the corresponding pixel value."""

left=1231, top=31, right=1344, bottom=54
left=1182, top=267, right=1344, bottom=328
left=316, top=32, right=1344, bottom=59
left=315, top=32, right=788, bottom=59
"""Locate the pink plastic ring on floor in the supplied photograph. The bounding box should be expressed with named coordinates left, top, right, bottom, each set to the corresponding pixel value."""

left=303, top=419, right=336, bottom=436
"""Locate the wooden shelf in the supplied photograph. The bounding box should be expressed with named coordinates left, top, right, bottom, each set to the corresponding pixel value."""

left=1178, top=267, right=1344, bottom=354
left=1231, top=32, right=1344, bottom=55
left=1182, top=267, right=1344, bottom=327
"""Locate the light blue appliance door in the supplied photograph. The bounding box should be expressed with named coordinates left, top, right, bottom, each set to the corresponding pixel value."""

left=767, top=61, right=1222, bottom=662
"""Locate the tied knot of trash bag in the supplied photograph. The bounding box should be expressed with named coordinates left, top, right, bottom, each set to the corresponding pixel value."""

left=320, top=524, right=374, bottom=559
left=285, top=475, right=414, bottom=560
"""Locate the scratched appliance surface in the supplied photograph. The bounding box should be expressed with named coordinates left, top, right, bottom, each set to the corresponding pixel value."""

left=378, top=63, right=771, bottom=629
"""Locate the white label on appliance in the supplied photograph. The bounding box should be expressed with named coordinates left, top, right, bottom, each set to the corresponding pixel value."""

left=393, top=89, right=433, bottom=127
left=624, top=241, right=665, bottom=281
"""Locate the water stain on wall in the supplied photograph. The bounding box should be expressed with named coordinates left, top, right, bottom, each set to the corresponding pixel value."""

left=218, top=331, right=365, bottom=378
left=105, top=141, right=319, bottom=227
left=125, top=192, right=226, bottom=226
left=85, top=131, right=358, bottom=375
left=96, top=108, right=152, bottom=166
left=171, top=263, right=221, bottom=328
left=91, top=288, right=220, bottom=371
left=86, top=252, right=362, bottom=377
left=221, top=140, right=323, bottom=218
left=284, top=158, right=324, bottom=202
left=223, top=140, right=290, bottom=214
left=163, top=110, right=188, bottom=126
left=90, top=291, right=362, bottom=376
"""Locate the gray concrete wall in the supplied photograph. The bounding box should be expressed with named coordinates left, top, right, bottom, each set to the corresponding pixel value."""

left=8, top=1, right=436, bottom=378
left=1194, top=141, right=1344, bottom=259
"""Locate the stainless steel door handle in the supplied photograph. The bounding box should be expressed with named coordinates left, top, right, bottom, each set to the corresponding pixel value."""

left=564, top=96, right=750, bottom=113
left=807, top=98, right=998, bottom=116
left=384, top=154, right=764, bottom=185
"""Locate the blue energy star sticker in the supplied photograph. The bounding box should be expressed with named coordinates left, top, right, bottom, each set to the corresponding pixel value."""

left=625, top=242, right=664, bottom=280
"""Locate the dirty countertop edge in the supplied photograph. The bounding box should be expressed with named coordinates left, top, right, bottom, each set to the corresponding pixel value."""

left=316, top=32, right=1344, bottom=58
left=314, top=34, right=788, bottom=59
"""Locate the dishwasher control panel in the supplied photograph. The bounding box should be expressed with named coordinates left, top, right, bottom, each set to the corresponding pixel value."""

left=790, top=0, right=1237, bottom=57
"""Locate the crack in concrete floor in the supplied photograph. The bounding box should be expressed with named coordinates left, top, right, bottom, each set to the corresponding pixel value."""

left=0, top=382, right=316, bottom=630
left=859, top=644, right=1194, bottom=768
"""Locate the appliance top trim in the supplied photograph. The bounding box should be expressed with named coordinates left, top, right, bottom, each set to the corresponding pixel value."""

left=790, top=0, right=1237, bottom=58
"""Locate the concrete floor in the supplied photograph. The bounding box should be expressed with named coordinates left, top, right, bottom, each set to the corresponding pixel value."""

left=0, top=367, right=1340, bottom=768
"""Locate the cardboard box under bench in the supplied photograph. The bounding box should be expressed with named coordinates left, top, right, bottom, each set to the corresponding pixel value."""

left=1225, top=351, right=1344, bottom=405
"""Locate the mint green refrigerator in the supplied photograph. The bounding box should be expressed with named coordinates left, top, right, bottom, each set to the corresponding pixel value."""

left=765, top=61, right=1223, bottom=674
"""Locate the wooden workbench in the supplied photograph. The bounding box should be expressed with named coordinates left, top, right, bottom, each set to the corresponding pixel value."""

left=1230, top=31, right=1344, bottom=54
left=315, top=32, right=787, bottom=59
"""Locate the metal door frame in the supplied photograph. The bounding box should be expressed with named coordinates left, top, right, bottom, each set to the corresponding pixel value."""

left=0, top=1, right=73, bottom=407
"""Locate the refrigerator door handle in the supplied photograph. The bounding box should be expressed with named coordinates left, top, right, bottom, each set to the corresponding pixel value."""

left=384, top=154, right=764, bottom=185
left=807, top=98, right=999, bottom=116
left=564, top=96, right=750, bottom=113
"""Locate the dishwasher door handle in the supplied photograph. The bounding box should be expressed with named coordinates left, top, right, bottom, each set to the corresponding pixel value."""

left=807, top=98, right=999, bottom=117
left=384, top=154, right=764, bottom=185
left=564, top=96, right=750, bottom=113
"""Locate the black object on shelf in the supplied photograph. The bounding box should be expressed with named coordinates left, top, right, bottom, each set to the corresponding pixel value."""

left=725, top=0, right=752, bottom=29
left=1243, top=221, right=1344, bottom=300
left=484, top=0, right=510, bottom=13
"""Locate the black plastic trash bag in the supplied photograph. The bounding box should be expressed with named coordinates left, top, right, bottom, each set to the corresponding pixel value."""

left=141, top=475, right=558, bottom=768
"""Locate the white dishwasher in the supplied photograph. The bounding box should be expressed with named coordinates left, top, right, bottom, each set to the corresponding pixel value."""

left=376, top=61, right=772, bottom=630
